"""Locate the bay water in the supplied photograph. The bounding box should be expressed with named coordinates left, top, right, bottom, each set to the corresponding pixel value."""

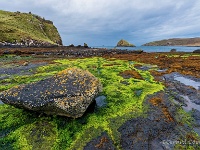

left=93, top=46, right=199, bottom=52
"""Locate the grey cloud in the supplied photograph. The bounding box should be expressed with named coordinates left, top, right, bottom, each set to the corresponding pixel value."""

left=1, top=0, right=200, bottom=46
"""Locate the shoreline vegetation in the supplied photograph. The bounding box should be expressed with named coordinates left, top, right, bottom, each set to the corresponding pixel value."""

left=0, top=46, right=200, bottom=149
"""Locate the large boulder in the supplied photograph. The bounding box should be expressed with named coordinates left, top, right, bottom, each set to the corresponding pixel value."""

left=0, top=68, right=102, bottom=118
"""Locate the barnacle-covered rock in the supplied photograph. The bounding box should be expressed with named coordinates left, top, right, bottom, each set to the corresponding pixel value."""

left=0, top=68, right=102, bottom=118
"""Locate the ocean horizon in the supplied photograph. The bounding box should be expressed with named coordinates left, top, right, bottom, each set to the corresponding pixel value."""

left=92, top=46, right=199, bottom=52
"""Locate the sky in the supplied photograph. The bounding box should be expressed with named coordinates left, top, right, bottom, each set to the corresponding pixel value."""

left=1, top=0, right=200, bottom=46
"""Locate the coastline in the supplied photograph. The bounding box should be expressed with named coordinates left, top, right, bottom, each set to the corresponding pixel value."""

left=0, top=46, right=200, bottom=149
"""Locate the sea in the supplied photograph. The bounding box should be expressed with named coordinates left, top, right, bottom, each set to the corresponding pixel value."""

left=92, top=46, right=199, bottom=53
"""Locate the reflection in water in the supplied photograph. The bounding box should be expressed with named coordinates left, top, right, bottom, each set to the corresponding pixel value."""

left=174, top=76, right=200, bottom=90
left=181, top=95, right=200, bottom=112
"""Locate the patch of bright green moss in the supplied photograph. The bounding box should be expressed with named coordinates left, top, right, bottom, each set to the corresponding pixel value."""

left=1, top=57, right=165, bottom=149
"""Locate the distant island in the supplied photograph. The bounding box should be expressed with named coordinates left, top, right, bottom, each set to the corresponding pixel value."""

left=117, top=39, right=135, bottom=47
left=0, top=10, right=62, bottom=47
left=142, top=37, right=200, bottom=46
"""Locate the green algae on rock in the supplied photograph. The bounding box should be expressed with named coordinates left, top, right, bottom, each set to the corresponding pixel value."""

left=1, top=56, right=199, bottom=149
left=0, top=57, right=164, bottom=149
left=0, top=68, right=102, bottom=118
left=116, top=39, right=135, bottom=47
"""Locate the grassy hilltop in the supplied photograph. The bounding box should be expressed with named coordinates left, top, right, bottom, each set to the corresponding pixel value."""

left=0, top=10, right=62, bottom=46
left=143, top=37, right=200, bottom=46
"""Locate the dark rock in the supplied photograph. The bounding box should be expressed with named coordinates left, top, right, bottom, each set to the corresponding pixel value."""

left=170, top=49, right=176, bottom=52
left=193, top=49, right=200, bottom=53
left=69, top=44, right=74, bottom=47
left=0, top=42, right=3, bottom=48
left=13, top=50, right=22, bottom=55
left=84, top=132, right=116, bottom=150
left=0, top=62, right=47, bottom=76
left=118, top=91, right=191, bottom=150
left=95, top=95, right=107, bottom=108
left=0, top=68, right=102, bottom=118
left=192, top=109, right=200, bottom=122
left=0, top=100, right=3, bottom=105
left=84, top=43, right=88, bottom=48
left=3, top=50, right=10, bottom=54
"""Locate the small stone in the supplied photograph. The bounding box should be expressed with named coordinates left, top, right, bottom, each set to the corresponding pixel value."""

left=95, top=95, right=107, bottom=108
left=23, top=62, right=29, bottom=66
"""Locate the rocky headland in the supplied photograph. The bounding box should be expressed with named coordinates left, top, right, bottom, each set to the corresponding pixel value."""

left=143, top=37, right=200, bottom=46
left=0, top=10, right=62, bottom=47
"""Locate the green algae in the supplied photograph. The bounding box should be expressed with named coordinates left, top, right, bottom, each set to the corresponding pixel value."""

left=1, top=56, right=199, bottom=149
left=0, top=57, right=168, bottom=149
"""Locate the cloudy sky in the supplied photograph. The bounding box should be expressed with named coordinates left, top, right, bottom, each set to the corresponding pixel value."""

left=1, top=0, right=200, bottom=46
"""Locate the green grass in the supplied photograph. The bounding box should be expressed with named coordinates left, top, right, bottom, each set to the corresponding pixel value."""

left=0, top=10, right=61, bottom=45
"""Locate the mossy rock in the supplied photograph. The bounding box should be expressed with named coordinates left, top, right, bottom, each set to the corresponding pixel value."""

left=0, top=68, right=102, bottom=118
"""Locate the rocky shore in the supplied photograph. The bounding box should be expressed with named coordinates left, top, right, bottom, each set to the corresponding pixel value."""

left=0, top=47, right=199, bottom=149
left=0, top=46, right=143, bottom=57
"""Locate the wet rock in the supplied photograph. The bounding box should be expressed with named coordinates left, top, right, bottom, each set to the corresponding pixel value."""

left=163, top=72, right=200, bottom=108
left=3, top=50, right=10, bottom=54
left=84, top=132, right=116, bottom=150
left=192, top=109, right=200, bottom=123
left=193, top=49, right=200, bottom=53
left=0, top=62, right=47, bottom=76
left=135, top=65, right=150, bottom=71
left=0, top=68, right=102, bottom=118
left=95, top=95, right=107, bottom=108
left=118, top=91, right=191, bottom=150
left=170, top=49, right=177, bottom=52
left=0, top=100, right=3, bottom=105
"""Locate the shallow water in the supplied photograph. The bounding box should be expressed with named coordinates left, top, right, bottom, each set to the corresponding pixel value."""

left=174, top=76, right=200, bottom=90
left=181, top=95, right=200, bottom=112
left=0, top=100, right=3, bottom=105
left=93, top=46, right=198, bottom=52
left=157, top=69, right=168, bottom=72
